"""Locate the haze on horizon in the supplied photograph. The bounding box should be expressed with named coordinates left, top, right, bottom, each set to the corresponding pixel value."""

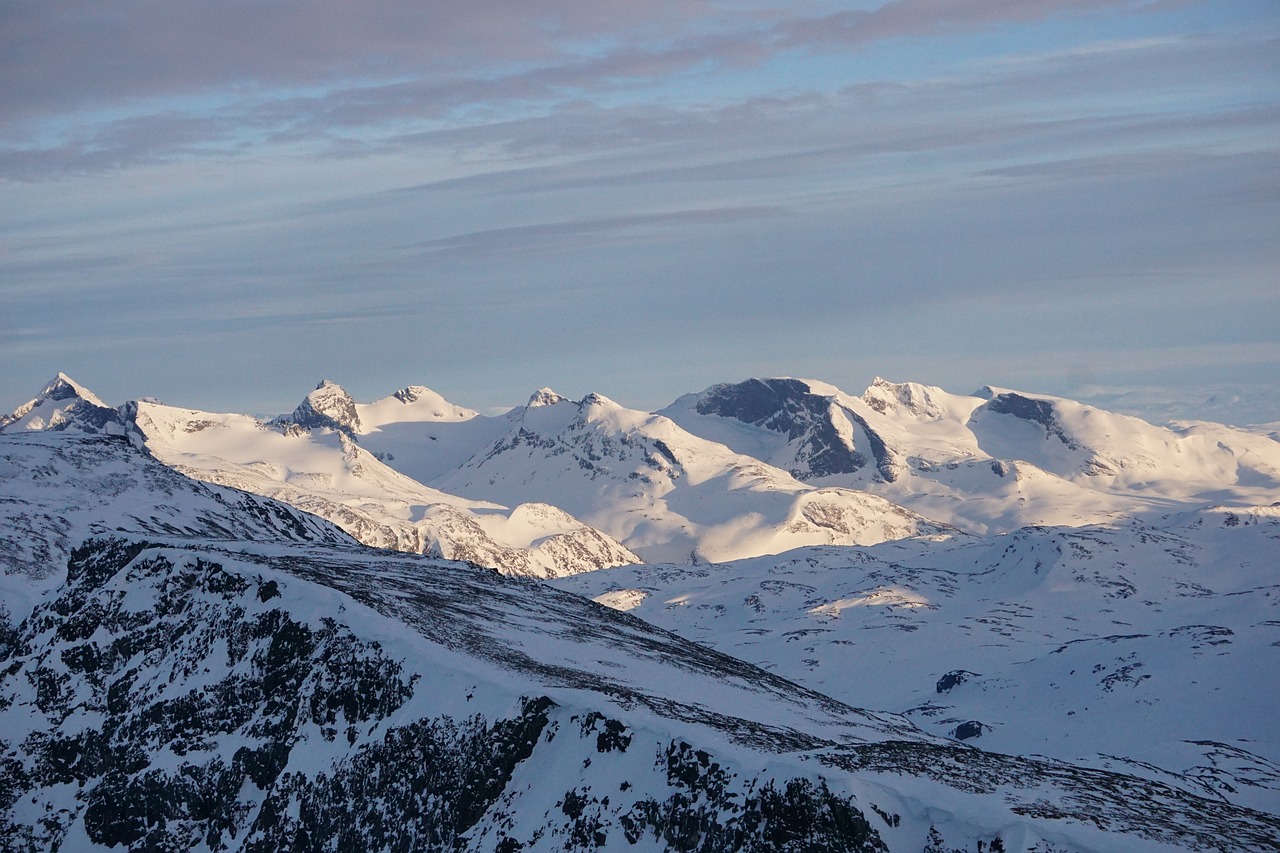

left=2, top=1, right=1277, bottom=423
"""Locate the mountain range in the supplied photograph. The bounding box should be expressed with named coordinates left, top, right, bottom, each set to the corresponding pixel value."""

left=1, top=372, right=1277, bottom=851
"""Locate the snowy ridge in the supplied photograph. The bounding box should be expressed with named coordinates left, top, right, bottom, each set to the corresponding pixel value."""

left=0, top=431, right=352, bottom=623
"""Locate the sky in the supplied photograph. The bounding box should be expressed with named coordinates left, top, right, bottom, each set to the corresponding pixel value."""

left=2, top=0, right=1278, bottom=423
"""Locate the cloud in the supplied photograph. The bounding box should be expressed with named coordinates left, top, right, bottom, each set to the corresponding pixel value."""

left=0, top=0, right=729, bottom=126
left=0, top=0, right=1207, bottom=147
left=401, top=205, right=786, bottom=259
left=777, top=0, right=1158, bottom=48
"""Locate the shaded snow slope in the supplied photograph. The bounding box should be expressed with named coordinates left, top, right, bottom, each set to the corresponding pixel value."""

left=555, top=506, right=1280, bottom=816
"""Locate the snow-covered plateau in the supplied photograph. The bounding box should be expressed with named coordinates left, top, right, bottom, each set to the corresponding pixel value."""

left=1, top=372, right=1277, bottom=851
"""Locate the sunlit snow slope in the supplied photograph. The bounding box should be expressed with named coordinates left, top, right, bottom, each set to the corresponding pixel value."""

left=662, top=377, right=1280, bottom=533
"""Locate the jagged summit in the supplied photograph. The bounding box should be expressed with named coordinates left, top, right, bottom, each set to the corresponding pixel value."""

left=0, top=373, right=122, bottom=434
left=283, top=379, right=362, bottom=437
left=861, top=376, right=948, bottom=420
left=578, top=391, right=620, bottom=412
left=391, top=385, right=432, bottom=404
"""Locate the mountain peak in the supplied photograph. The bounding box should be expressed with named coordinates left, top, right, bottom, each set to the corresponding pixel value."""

left=694, top=377, right=816, bottom=426
left=391, top=385, right=431, bottom=404
left=1, top=373, right=119, bottom=434
left=285, top=379, right=362, bottom=436
left=40, top=373, right=107, bottom=407
left=527, top=388, right=571, bottom=408
left=862, top=377, right=944, bottom=419
left=579, top=392, right=616, bottom=409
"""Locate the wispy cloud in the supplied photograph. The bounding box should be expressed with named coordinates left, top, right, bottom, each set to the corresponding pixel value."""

left=402, top=205, right=786, bottom=259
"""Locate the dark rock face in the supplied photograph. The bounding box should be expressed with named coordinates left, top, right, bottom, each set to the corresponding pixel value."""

left=951, top=721, right=986, bottom=741
left=6, top=536, right=1280, bottom=852
left=936, top=670, right=980, bottom=694
left=284, top=380, right=362, bottom=438
left=695, top=379, right=870, bottom=479
left=620, top=741, right=886, bottom=852
left=0, top=538, right=897, bottom=853
left=981, top=394, right=1078, bottom=449
left=240, top=699, right=555, bottom=853
left=2, top=540, right=420, bottom=851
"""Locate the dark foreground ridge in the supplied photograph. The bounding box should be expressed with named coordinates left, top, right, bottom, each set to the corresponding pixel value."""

left=3, top=536, right=1278, bottom=851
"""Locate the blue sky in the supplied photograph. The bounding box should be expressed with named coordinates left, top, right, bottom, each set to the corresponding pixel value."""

left=2, top=0, right=1278, bottom=421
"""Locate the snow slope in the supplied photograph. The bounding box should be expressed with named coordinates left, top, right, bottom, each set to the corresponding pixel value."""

left=555, top=505, right=1280, bottom=815
left=356, top=384, right=515, bottom=484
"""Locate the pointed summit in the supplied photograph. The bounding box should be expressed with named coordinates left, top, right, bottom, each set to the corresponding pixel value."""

left=39, top=373, right=107, bottom=407
left=283, top=379, right=362, bottom=437
left=1, top=373, right=120, bottom=434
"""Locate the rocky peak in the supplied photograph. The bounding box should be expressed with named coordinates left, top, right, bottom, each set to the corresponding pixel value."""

left=578, top=392, right=615, bottom=410
left=391, top=385, right=430, bottom=404
left=286, top=380, right=362, bottom=437
left=40, top=372, right=106, bottom=406
left=0, top=373, right=121, bottom=434
left=862, top=377, right=944, bottom=419
left=695, top=378, right=816, bottom=431
left=526, top=388, right=571, bottom=408
left=980, top=391, right=1078, bottom=449
left=694, top=378, right=875, bottom=479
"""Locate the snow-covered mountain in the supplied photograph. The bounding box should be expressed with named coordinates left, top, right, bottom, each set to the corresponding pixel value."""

left=137, top=386, right=640, bottom=579
left=2, top=377, right=640, bottom=579
left=662, top=377, right=1280, bottom=533
left=555, top=504, right=1280, bottom=816
left=0, top=372, right=125, bottom=435
left=431, top=389, right=952, bottom=564
left=9, top=371, right=1276, bottom=569
left=3, top=372, right=1279, bottom=850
